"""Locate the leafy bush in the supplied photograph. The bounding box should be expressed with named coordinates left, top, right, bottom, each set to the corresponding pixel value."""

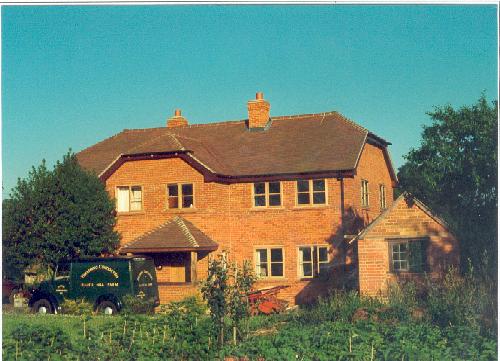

left=121, top=295, right=156, bottom=315
left=3, top=322, right=74, bottom=360
left=298, top=290, right=382, bottom=324
left=60, top=298, right=93, bottom=315
left=424, top=264, right=497, bottom=336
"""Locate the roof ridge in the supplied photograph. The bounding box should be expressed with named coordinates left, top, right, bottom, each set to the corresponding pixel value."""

left=125, top=132, right=184, bottom=154
left=271, top=110, right=369, bottom=134
left=174, top=217, right=199, bottom=247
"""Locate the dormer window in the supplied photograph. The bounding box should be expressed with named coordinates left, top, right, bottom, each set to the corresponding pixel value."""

left=167, top=183, right=194, bottom=209
left=253, top=182, right=281, bottom=207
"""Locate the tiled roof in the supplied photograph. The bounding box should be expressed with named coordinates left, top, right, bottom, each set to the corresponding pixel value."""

left=77, top=111, right=393, bottom=179
left=120, top=216, right=218, bottom=253
left=350, top=192, right=455, bottom=243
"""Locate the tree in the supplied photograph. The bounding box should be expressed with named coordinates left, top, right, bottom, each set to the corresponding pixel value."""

left=398, top=95, right=497, bottom=274
left=3, top=152, right=120, bottom=278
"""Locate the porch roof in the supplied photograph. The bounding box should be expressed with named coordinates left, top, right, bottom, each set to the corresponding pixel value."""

left=119, top=216, right=218, bottom=253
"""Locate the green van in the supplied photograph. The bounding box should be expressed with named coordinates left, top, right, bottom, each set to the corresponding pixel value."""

left=28, top=256, right=159, bottom=314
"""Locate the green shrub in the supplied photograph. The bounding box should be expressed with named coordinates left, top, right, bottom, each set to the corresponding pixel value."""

left=298, top=290, right=382, bottom=324
left=60, top=298, right=93, bottom=315
left=3, top=322, right=73, bottom=360
left=385, top=280, right=420, bottom=322
left=424, top=264, right=497, bottom=336
left=121, top=295, right=156, bottom=315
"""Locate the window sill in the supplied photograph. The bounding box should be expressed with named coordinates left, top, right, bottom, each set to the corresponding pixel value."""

left=292, top=204, right=330, bottom=210
left=255, top=277, right=286, bottom=282
left=388, top=271, right=425, bottom=276
left=250, top=207, right=285, bottom=212
left=117, top=211, right=145, bottom=216
left=163, top=208, right=198, bottom=213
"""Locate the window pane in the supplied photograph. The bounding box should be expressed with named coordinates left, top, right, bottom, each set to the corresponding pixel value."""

left=313, top=192, right=326, bottom=204
left=319, top=263, right=329, bottom=274
left=131, top=186, right=142, bottom=201
left=270, top=263, right=283, bottom=277
left=298, top=193, right=310, bottom=204
left=117, top=187, right=130, bottom=212
left=254, top=182, right=265, bottom=195
left=259, top=264, right=268, bottom=277
left=313, top=180, right=325, bottom=192
left=256, top=249, right=267, bottom=263
left=270, top=248, right=283, bottom=262
left=318, top=247, right=328, bottom=262
left=269, top=182, right=280, bottom=194
left=254, top=195, right=266, bottom=207
left=302, top=263, right=312, bottom=277
left=409, top=241, right=424, bottom=272
left=182, top=184, right=193, bottom=196
left=169, top=197, right=179, bottom=209
left=168, top=184, right=178, bottom=196
left=300, top=247, right=312, bottom=262
left=182, top=195, right=194, bottom=208
left=130, top=200, right=142, bottom=211
left=297, top=180, right=309, bottom=192
left=269, top=194, right=281, bottom=206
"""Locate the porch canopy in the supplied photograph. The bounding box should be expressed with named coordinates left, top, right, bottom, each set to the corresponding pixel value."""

left=119, top=216, right=218, bottom=254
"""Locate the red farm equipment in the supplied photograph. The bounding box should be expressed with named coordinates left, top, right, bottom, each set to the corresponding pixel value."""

left=247, top=285, right=290, bottom=316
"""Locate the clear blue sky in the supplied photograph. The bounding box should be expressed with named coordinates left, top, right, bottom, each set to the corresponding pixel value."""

left=2, top=5, right=498, bottom=197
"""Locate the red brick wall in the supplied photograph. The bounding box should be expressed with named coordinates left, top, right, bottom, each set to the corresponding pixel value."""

left=358, top=197, right=459, bottom=297
left=105, top=142, right=393, bottom=304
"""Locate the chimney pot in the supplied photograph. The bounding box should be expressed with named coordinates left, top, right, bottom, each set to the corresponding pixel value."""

left=256, top=92, right=264, bottom=100
left=175, top=109, right=182, bottom=117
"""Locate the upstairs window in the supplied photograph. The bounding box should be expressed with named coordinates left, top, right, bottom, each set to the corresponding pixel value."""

left=167, top=183, right=194, bottom=209
left=390, top=239, right=427, bottom=273
left=298, top=245, right=329, bottom=278
left=297, top=179, right=326, bottom=205
left=116, top=186, right=143, bottom=212
left=361, top=180, right=369, bottom=207
left=255, top=247, right=284, bottom=278
left=379, top=184, right=387, bottom=209
left=253, top=182, right=282, bottom=207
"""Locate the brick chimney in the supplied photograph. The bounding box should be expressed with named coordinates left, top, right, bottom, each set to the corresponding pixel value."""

left=247, top=92, right=271, bottom=129
left=167, top=109, right=188, bottom=127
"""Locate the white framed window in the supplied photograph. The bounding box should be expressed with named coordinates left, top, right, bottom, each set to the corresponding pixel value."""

left=298, top=245, right=329, bottom=278
left=255, top=247, right=284, bottom=278
left=167, top=183, right=194, bottom=209
left=361, top=180, right=369, bottom=207
left=116, top=186, right=143, bottom=212
left=253, top=182, right=282, bottom=207
left=296, top=179, right=327, bottom=205
left=379, top=184, right=387, bottom=209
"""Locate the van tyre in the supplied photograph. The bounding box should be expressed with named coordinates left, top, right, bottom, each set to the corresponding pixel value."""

left=97, top=300, right=118, bottom=315
left=32, top=299, right=54, bottom=314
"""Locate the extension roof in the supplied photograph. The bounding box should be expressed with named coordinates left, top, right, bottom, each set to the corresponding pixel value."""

left=350, top=192, right=455, bottom=243
left=119, top=216, right=218, bottom=253
left=76, top=111, right=396, bottom=182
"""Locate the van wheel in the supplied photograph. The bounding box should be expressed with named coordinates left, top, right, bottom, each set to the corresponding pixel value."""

left=32, top=299, right=54, bottom=314
left=97, top=300, right=118, bottom=315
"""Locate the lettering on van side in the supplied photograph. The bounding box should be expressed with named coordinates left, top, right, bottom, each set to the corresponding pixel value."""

left=80, top=282, right=119, bottom=287
left=80, top=265, right=119, bottom=279
left=137, top=270, right=153, bottom=287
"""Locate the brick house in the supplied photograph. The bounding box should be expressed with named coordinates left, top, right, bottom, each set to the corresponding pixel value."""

left=76, top=92, right=455, bottom=304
